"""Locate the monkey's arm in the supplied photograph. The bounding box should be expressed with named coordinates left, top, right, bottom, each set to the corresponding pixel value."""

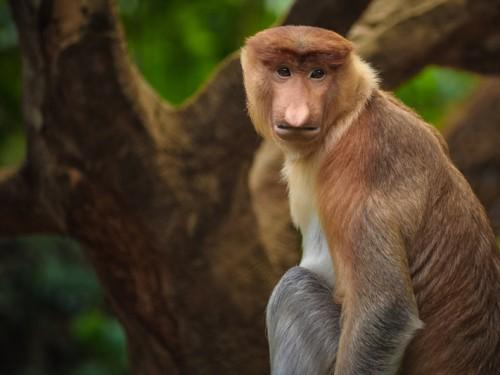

left=331, top=201, right=422, bottom=375
left=266, top=266, right=341, bottom=375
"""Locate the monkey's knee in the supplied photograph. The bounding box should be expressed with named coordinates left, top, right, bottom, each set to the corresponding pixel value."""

left=266, top=266, right=340, bottom=331
left=267, top=266, right=330, bottom=317
left=276, top=265, right=329, bottom=291
left=266, top=266, right=340, bottom=375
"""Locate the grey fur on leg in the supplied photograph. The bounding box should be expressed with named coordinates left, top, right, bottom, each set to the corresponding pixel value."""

left=266, top=266, right=341, bottom=375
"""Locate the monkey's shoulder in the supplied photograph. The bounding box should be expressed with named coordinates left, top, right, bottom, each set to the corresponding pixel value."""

left=360, top=90, right=450, bottom=167
left=318, top=90, right=453, bottom=210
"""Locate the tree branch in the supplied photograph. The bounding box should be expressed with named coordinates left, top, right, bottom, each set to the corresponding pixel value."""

left=284, top=0, right=371, bottom=34
left=350, top=0, right=500, bottom=89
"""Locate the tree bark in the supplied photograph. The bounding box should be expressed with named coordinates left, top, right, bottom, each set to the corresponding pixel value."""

left=2, top=0, right=500, bottom=373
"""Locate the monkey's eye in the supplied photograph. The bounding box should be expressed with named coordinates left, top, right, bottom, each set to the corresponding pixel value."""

left=309, top=68, right=326, bottom=80
left=276, top=66, right=291, bottom=78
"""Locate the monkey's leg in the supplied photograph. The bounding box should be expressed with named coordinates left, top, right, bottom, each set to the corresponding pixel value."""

left=266, top=266, right=341, bottom=375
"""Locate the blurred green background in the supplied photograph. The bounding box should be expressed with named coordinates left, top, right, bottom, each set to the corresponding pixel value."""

left=0, top=0, right=478, bottom=374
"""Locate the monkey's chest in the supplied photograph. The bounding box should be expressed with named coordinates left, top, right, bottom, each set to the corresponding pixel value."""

left=284, top=158, right=335, bottom=286
left=298, top=215, right=335, bottom=287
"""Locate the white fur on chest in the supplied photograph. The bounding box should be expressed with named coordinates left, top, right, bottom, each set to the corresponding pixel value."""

left=283, top=159, right=335, bottom=287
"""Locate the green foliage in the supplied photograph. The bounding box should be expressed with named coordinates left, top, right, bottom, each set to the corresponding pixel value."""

left=71, top=310, right=128, bottom=375
left=119, top=0, right=287, bottom=104
left=0, top=236, right=128, bottom=375
left=395, top=66, right=479, bottom=129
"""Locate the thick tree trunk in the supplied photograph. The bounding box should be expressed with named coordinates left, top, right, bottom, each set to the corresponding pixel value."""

left=2, top=0, right=499, bottom=373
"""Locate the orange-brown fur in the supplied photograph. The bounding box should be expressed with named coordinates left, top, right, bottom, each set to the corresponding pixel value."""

left=242, top=25, right=500, bottom=374
left=320, top=90, right=500, bottom=373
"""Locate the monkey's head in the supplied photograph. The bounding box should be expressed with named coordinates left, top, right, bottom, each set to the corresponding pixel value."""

left=241, top=26, right=361, bottom=154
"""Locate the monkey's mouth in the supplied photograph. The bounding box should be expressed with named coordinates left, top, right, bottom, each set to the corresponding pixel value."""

left=274, top=124, right=320, bottom=139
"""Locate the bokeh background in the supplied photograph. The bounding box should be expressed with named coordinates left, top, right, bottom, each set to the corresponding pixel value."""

left=0, top=0, right=481, bottom=374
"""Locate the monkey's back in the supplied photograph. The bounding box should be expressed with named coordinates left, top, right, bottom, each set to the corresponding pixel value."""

left=369, top=91, right=500, bottom=374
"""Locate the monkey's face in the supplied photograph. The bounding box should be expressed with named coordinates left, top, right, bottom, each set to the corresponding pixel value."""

left=241, top=26, right=353, bottom=154
left=269, top=63, right=335, bottom=146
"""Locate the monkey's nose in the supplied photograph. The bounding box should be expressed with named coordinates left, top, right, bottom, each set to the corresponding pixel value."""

left=284, top=104, right=310, bottom=128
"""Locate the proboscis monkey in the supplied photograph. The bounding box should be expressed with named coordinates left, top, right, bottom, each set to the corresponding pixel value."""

left=241, top=26, right=500, bottom=375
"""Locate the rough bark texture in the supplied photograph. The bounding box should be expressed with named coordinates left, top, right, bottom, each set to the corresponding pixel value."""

left=1, top=0, right=500, bottom=374
left=349, top=0, right=500, bottom=87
